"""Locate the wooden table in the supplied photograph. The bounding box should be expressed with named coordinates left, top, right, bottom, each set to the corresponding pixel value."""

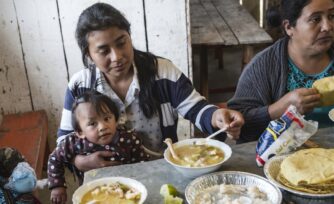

left=84, top=127, right=334, bottom=204
left=191, top=0, right=273, bottom=99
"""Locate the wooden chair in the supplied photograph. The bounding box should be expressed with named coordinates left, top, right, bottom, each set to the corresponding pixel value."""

left=0, top=110, right=49, bottom=179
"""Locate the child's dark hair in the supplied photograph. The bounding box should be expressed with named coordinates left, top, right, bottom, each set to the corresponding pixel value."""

left=71, top=91, right=119, bottom=132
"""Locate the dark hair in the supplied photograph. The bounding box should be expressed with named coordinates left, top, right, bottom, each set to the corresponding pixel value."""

left=71, top=91, right=119, bottom=132
left=0, top=147, right=25, bottom=177
left=266, top=0, right=312, bottom=28
left=76, top=3, right=130, bottom=67
left=75, top=3, right=159, bottom=118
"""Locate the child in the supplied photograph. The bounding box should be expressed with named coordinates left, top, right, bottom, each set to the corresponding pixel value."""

left=48, top=91, right=150, bottom=204
left=0, top=147, right=40, bottom=204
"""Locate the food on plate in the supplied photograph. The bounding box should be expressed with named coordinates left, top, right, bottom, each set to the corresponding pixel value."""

left=160, top=184, right=183, bottom=204
left=80, top=182, right=141, bottom=204
left=329, top=108, right=334, bottom=122
left=277, top=148, right=334, bottom=194
left=195, top=184, right=272, bottom=204
left=312, top=76, right=334, bottom=106
left=169, top=144, right=224, bottom=167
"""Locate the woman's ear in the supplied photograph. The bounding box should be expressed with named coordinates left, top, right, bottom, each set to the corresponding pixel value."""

left=76, top=131, right=86, bottom=139
left=282, top=19, right=293, bottom=37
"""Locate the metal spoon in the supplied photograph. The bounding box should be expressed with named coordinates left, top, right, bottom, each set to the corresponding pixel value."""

left=164, top=138, right=181, bottom=160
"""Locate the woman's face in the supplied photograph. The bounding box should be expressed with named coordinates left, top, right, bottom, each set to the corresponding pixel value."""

left=87, top=27, right=134, bottom=78
left=285, top=0, right=334, bottom=55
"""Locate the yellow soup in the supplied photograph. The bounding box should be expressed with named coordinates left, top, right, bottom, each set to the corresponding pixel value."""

left=170, top=144, right=224, bottom=167
left=80, top=182, right=141, bottom=204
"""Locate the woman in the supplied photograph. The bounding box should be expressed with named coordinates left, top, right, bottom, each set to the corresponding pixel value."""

left=228, top=0, right=334, bottom=143
left=57, top=3, right=244, bottom=171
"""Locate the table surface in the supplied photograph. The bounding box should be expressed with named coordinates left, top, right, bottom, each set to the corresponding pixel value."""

left=190, top=0, right=272, bottom=45
left=84, top=127, right=334, bottom=204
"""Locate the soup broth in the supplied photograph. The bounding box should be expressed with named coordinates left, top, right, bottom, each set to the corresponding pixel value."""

left=170, top=144, right=224, bottom=167
left=80, top=182, right=141, bottom=204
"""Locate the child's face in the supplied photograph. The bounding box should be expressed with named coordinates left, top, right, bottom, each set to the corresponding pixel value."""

left=75, top=102, right=117, bottom=145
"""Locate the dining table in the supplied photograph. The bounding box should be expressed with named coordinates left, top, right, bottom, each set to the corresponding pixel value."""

left=84, top=127, right=334, bottom=204
left=190, top=0, right=273, bottom=100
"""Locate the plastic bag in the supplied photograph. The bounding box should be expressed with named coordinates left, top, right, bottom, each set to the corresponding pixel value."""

left=255, top=105, right=318, bottom=167
left=4, top=162, right=37, bottom=193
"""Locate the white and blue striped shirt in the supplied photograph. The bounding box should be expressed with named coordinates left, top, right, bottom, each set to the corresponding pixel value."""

left=57, top=58, right=218, bottom=151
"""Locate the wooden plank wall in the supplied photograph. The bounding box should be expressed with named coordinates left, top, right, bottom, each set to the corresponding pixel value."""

left=0, top=0, right=191, bottom=147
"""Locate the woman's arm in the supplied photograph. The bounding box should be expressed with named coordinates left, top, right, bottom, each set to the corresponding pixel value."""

left=74, top=151, right=121, bottom=172
left=157, top=59, right=244, bottom=138
left=227, top=58, right=275, bottom=142
left=268, top=88, right=320, bottom=119
left=57, top=87, right=76, bottom=143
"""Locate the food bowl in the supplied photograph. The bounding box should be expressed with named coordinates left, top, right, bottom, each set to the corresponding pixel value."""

left=185, top=171, right=282, bottom=204
left=72, top=177, right=147, bottom=204
left=164, top=138, right=232, bottom=178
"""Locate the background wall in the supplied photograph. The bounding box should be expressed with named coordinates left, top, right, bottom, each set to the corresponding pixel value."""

left=0, top=0, right=191, bottom=148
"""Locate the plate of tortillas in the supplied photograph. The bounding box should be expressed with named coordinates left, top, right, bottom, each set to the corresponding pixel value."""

left=264, top=148, right=334, bottom=198
left=329, top=108, right=334, bottom=122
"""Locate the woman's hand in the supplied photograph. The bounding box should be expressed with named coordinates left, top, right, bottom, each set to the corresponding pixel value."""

left=211, top=109, right=244, bottom=140
left=269, top=88, right=320, bottom=119
left=74, top=151, right=121, bottom=172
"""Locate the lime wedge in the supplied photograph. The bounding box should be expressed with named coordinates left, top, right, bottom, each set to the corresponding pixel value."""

left=164, top=195, right=183, bottom=204
left=160, top=184, right=179, bottom=197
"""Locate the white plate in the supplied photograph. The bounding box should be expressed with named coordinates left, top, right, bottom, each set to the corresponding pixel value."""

left=329, top=108, right=334, bottom=122
left=264, top=155, right=334, bottom=198
left=72, top=177, right=147, bottom=204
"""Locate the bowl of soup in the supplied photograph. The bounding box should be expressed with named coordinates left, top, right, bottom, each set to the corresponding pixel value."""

left=164, top=138, right=232, bottom=178
left=72, top=177, right=147, bottom=204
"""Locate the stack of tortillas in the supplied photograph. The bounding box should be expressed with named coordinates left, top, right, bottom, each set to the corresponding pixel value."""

left=329, top=108, right=334, bottom=122
left=277, top=148, right=334, bottom=194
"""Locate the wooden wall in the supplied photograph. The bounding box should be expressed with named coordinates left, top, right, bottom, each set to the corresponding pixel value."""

left=0, top=0, right=191, bottom=147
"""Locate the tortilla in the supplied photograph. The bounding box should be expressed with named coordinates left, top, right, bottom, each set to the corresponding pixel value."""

left=329, top=108, right=334, bottom=122
left=277, top=148, right=334, bottom=194
left=312, top=76, right=334, bottom=106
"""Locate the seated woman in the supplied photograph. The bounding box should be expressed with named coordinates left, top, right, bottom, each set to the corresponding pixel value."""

left=228, top=0, right=334, bottom=143
left=57, top=3, right=244, bottom=171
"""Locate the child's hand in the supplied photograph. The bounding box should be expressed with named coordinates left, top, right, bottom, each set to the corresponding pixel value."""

left=51, top=187, right=67, bottom=204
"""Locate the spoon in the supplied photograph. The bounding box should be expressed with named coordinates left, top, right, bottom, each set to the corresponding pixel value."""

left=194, top=127, right=228, bottom=146
left=206, top=127, right=228, bottom=140
left=164, top=138, right=181, bottom=160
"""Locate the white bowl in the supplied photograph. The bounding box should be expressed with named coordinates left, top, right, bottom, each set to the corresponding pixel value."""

left=164, top=138, right=232, bottom=178
left=72, top=177, right=147, bottom=204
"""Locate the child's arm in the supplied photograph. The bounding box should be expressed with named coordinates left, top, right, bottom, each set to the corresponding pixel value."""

left=48, top=148, right=67, bottom=189
left=47, top=134, right=77, bottom=203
